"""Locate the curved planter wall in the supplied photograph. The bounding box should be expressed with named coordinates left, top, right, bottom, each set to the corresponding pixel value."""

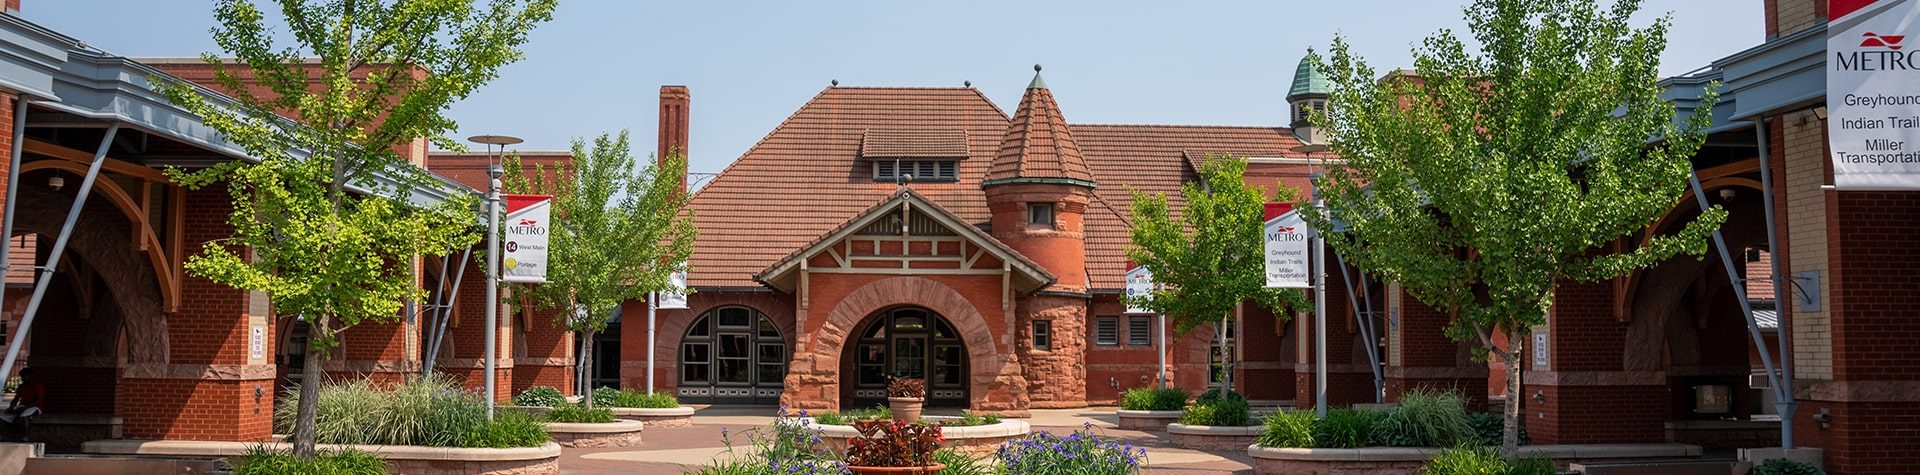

left=613, top=407, right=696, bottom=428
left=82, top=439, right=564, bottom=475
left=808, top=417, right=1032, bottom=456
left=1166, top=423, right=1262, bottom=451
left=544, top=420, right=644, bottom=448
left=1246, top=443, right=1705, bottom=475
left=1115, top=410, right=1182, bottom=431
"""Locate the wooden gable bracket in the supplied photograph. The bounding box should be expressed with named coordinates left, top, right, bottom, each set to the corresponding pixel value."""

left=799, top=259, right=810, bottom=310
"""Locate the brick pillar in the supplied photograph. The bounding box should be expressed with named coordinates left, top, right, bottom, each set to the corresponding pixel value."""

left=1382, top=284, right=1488, bottom=410
left=118, top=185, right=274, bottom=441
left=1235, top=303, right=1295, bottom=402
left=512, top=305, right=574, bottom=396
left=1292, top=274, right=1376, bottom=408
left=1521, top=280, right=1665, bottom=444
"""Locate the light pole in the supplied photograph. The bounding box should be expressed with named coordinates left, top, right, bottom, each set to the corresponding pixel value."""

left=1295, top=144, right=1331, bottom=417
left=470, top=134, right=521, bottom=419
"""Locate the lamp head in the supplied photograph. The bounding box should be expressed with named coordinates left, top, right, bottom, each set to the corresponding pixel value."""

left=487, top=164, right=505, bottom=180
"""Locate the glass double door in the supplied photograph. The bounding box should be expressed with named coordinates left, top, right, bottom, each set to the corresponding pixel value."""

left=847, top=307, right=968, bottom=408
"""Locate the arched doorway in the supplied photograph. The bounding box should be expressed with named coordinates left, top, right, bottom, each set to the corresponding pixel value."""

left=677, top=306, right=786, bottom=404
left=841, top=307, right=969, bottom=409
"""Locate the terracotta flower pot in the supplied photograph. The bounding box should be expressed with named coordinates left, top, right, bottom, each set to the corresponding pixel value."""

left=888, top=397, right=925, bottom=423
left=848, top=462, right=945, bottom=474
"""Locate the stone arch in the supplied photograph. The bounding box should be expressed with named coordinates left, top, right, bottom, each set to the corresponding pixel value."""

left=8, top=172, right=169, bottom=366
left=636, top=291, right=796, bottom=392
left=1622, top=179, right=1768, bottom=371
left=787, top=276, right=1024, bottom=413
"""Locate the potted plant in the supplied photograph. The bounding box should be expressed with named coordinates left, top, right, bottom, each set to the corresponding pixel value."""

left=887, top=377, right=927, bottom=423
left=845, top=419, right=944, bottom=474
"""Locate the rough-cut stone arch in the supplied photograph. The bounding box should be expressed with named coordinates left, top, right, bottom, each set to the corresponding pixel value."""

left=9, top=176, right=168, bottom=366
left=787, top=276, right=1025, bottom=413
left=1623, top=188, right=1766, bottom=371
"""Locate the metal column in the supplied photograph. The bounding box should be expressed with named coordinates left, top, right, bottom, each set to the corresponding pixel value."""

left=646, top=291, right=657, bottom=394
left=1336, top=253, right=1385, bottom=403
left=484, top=170, right=501, bottom=419
left=0, top=124, right=120, bottom=384
left=1751, top=118, right=1798, bottom=448
left=1687, top=166, right=1792, bottom=448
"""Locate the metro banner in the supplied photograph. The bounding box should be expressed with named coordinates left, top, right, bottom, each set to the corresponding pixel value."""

left=1124, top=261, right=1153, bottom=314
left=1828, top=0, right=1920, bottom=189
left=1264, top=202, right=1311, bottom=289
left=657, top=267, right=689, bottom=309
left=501, top=194, right=552, bottom=284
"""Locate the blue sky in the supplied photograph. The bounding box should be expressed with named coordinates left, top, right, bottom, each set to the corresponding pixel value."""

left=29, top=1, right=1759, bottom=176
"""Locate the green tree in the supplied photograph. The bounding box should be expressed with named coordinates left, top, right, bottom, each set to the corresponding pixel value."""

left=1125, top=156, right=1309, bottom=395
left=504, top=132, right=697, bottom=409
left=1303, top=0, right=1723, bottom=451
left=159, top=0, right=557, bottom=458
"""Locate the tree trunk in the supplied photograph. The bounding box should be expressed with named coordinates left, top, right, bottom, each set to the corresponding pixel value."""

left=580, top=329, right=596, bottom=410
left=291, top=318, right=329, bottom=459
left=1218, top=315, right=1233, bottom=395
left=1502, top=327, right=1525, bottom=455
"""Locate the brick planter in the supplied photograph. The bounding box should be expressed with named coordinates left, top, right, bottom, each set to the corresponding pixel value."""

left=1167, top=423, right=1263, bottom=451
left=1115, top=410, right=1183, bottom=431
left=81, top=439, right=564, bottom=475
left=1247, top=443, right=1704, bottom=475
left=810, top=418, right=1032, bottom=456
left=613, top=407, right=695, bottom=428
left=544, top=420, right=644, bottom=448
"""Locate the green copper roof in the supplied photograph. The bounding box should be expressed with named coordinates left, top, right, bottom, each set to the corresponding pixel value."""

left=1028, top=64, right=1047, bottom=89
left=1288, top=55, right=1329, bottom=98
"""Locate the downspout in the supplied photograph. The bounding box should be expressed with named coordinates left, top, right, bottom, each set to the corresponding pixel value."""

left=1751, top=118, right=1797, bottom=448
left=0, top=124, right=120, bottom=383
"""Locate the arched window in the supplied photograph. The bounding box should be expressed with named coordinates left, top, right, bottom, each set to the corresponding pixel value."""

left=679, top=306, right=785, bottom=404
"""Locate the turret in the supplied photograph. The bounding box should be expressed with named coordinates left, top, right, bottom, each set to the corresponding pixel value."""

left=982, top=65, right=1096, bottom=292
left=1287, top=55, right=1330, bottom=145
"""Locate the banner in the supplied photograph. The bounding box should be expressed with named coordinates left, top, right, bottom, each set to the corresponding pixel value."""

left=1827, top=0, right=1920, bottom=189
left=1124, top=261, right=1154, bottom=314
left=1264, top=202, right=1311, bottom=288
left=501, top=194, right=552, bottom=284
left=657, top=266, right=689, bottom=309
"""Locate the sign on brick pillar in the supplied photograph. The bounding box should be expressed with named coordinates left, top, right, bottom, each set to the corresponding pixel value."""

left=118, top=185, right=273, bottom=441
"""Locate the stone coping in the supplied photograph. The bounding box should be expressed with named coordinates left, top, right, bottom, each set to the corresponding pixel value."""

left=1115, top=410, right=1183, bottom=418
left=613, top=406, right=695, bottom=417
left=82, top=439, right=563, bottom=462
left=1167, top=423, right=1264, bottom=436
left=1247, top=443, right=1703, bottom=462
left=806, top=418, right=1032, bottom=439
left=544, top=420, right=644, bottom=434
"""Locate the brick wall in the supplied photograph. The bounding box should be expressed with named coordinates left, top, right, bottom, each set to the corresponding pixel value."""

left=620, top=290, right=796, bottom=394
left=1781, top=111, right=1832, bottom=380
left=1767, top=0, right=1824, bottom=38
left=1083, top=296, right=1180, bottom=404
left=513, top=306, right=573, bottom=396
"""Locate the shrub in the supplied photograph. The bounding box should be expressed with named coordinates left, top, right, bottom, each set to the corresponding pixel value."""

left=1753, top=458, right=1825, bottom=475
left=693, top=407, right=845, bottom=475
left=886, top=377, right=926, bottom=398
left=511, top=386, right=565, bottom=407
left=933, top=448, right=991, bottom=475
left=947, top=410, right=1001, bottom=427
left=995, top=424, right=1144, bottom=474
left=458, top=411, right=551, bottom=448
left=1180, top=396, right=1252, bottom=426
left=1425, top=446, right=1510, bottom=475
left=1467, top=412, right=1530, bottom=447
left=1372, top=390, right=1471, bottom=447
left=588, top=387, right=680, bottom=408
left=232, top=446, right=387, bottom=475
left=545, top=403, right=615, bottom=423
left=1195, top=387, right=1246, bottom=405
left=845, top=420, right=942, bottom=468
left=1313, top=408, right=1381, bottom=448
left=279, top=374, right=507, bottom=447
left=1120, top=387, right=1189, bottom=411
left=1509, top=456, right=1559, bottom=475
left=812, top=405, right=891, bottom=425
left=1256, top=410, right=1316, bottom=448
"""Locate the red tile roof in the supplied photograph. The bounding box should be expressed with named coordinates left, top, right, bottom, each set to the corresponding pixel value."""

left=986, top=81, right=1094, bottom=185
left=860, top=128, right=971, bottom=159
left=687, top=86, right=1309, bottom=290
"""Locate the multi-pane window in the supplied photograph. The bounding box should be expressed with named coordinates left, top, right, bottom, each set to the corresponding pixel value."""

left=1028, top=202, right=1055, bottom=228
left=680, top=307, right=785, bottom=388
left=1032, top=321, right=1051, bottom=350
left=874, top=160, right=958, bottom=182
left=1095, top=317, right=1119, bottom=346
left=1128, top=316, right=1152, bottom=346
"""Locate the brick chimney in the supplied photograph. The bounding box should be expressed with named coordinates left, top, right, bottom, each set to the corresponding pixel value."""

left=6, top=0, right=20, bottom=15
left=658, top=85, right=690, bottom=192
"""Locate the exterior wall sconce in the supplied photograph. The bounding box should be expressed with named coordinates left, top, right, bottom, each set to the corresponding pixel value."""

left=47, top=176, right=63, bottom=191
left=1813, top=408, right=1832, bottom=430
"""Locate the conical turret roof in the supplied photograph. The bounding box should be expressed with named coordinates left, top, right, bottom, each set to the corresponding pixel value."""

left=984, top=66, right=1096, bottom=188
left=1288, top=55, right=1330, bottom=99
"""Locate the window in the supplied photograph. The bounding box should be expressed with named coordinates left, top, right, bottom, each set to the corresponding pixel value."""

left=874, top=160, right=958, bottom=182
left=1128, top=316, right=1152, bottom=346
left=1028, top=202, right=1055, bottom=228
left=1032, top=321, right=1051, bottom=350
left=1095, top=317, right=1119, bottom=346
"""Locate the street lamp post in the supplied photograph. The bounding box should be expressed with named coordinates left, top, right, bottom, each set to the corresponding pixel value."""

left=469, top=134, right=522, bottom=420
